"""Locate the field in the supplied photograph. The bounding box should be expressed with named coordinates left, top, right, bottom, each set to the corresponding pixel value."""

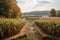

left=35, top=17, right=60, bottom=39
left=0, top=17, right=60, bottom=40
left=0, top=18, right=26, bottom=40
left=39, top=17, right=60, bottom=22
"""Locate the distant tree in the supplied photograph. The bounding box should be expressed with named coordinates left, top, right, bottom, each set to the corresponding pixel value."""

left=49, top=9, right=56, bottom=17
left=56, top=10, right=60, bottom=17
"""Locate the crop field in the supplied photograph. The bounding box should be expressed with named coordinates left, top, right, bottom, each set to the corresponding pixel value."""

left=39, top=17, right=60, bottom=22
left=35, top=17, right=60, bottom=37
left=0, top=18, right=26, bottom=40
left=0, top=17, right=60, bottom=40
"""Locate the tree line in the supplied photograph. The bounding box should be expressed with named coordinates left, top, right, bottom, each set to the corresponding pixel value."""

left=49, top=9, right=60, bottom=17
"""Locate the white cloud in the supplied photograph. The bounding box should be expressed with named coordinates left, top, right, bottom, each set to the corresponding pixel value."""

left=17, top=0, right=60, bottom=12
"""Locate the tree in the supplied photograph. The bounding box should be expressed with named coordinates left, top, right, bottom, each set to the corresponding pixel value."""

left=0, top=0, right=21, bottom=18
left=0, top=0, right=8, bottom=17
left=56, top=10, right=60, bottom=17
left=49, top=9, right=56, bottom=17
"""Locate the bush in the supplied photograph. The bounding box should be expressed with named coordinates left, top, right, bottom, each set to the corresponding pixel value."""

left=0, top=18, right=26, bottom=39
left=35, top=20, right=60, bottom=37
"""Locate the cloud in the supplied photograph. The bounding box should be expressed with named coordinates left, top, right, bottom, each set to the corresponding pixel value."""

left=33, top=0, right=51, bottom=8
left=54, top=0, right=60, bottom=9
left=19, top=0, right=24, bottom=3
left=36, top=0, right=51, bottom=6
left=37, top=0, right=50, bottom=3
left=17, top=0, right=60, bottom=12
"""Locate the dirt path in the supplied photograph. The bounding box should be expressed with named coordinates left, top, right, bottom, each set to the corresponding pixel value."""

left=25, top=22, right=60, bottom=40
left=4, top=21, right=60, bottom=40
left=5, top=23, right=29, bottom=40
left=25, top=22, right=44, bottom=40
left=5, top=22, right=42, bottom=40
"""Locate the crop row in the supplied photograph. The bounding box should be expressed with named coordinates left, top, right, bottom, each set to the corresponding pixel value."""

left=0, top=18, right=26, bottom=39
left=35, top=21, right=60, bottom=37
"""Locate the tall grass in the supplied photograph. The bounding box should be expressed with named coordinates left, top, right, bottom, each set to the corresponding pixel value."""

left=0, top=18, right=26, bottom=39
left=35, top=20, right=60, bottom=37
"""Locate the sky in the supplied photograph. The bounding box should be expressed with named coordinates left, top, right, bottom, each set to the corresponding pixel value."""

left=17, top=0, right=60, bottom=13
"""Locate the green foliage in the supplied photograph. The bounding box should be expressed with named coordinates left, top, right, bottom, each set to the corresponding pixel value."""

left=49, top=9, right=56, bottom=17
left=35, top=21, right=60, bottom=37
left=0, top=18, right=26, bottom=39
left=0, top=0, right=20, bottom=18
left=56, top=10, right=60, bottom=17
left=11, top=13, right=17, bottom=18
left=0, top=0, right=8, bottom=17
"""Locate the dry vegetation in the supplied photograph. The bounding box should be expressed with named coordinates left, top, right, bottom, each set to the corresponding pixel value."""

left=39, top=17, right=60, bottom=22
left=0, top=18, right=26, bottom=40
left=35, top=17, right=60, bottom=37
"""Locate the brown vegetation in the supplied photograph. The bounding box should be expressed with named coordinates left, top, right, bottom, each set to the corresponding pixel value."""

left=0, top=19, right=26, bottom=40
left=35, top=18, right=60, bottom=37
left=0, top=0, right=21, bottom=18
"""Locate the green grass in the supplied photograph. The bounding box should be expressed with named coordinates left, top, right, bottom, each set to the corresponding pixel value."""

left=0, top=18, right=26, bottom=39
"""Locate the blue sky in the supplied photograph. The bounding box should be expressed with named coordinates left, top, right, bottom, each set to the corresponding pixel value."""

left=17, top=0, right=60, bottom=13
